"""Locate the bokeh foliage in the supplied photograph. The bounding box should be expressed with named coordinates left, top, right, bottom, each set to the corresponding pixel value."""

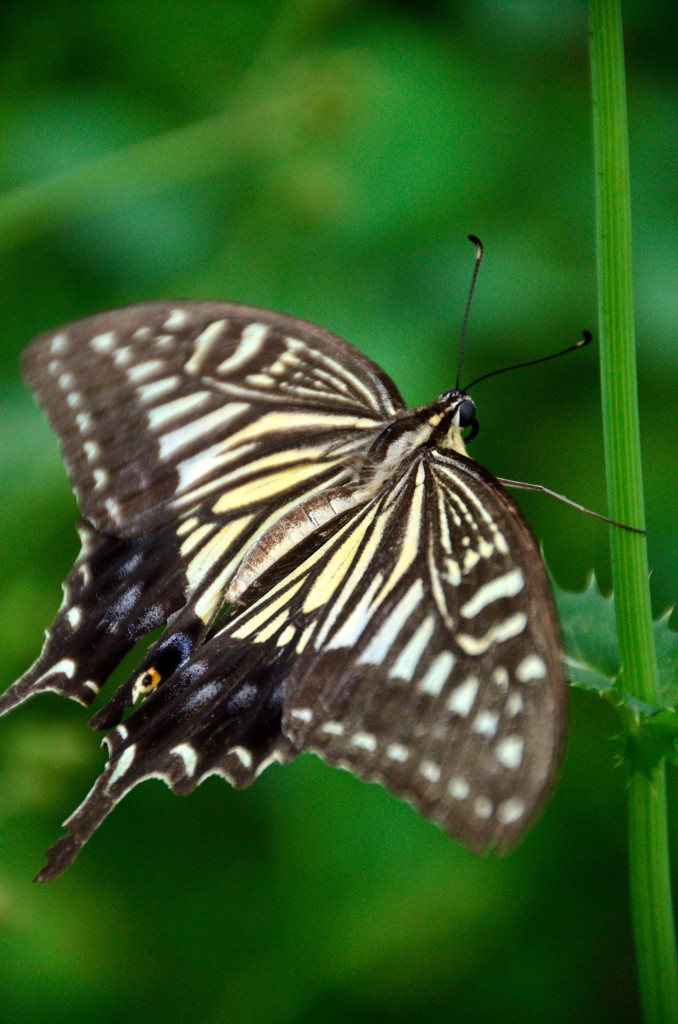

left=0, top=2, right=676, bottom=1022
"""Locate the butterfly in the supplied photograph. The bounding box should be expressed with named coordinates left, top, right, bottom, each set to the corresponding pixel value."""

left=0, top=294, right=567, bottom=881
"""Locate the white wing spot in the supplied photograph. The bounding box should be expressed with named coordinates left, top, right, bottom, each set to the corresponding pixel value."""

left=351, top=732, right=377, bottom=752
left=84, top=440, right=101, bottom=462
left=93, top=467, right=109, bottom=490
left=448, top=776, right=470, bottom=800
left=516, top=654, right=548, bottom=682
left=478, top=538, right=494, bottom=558
left=127, top=358, right=164, bottom=383
left=90, top=331, right=118, bottom=354
left=446, top=675, right=479, bottom=717
left=460, top=568, right=524, bottom=618
left=418, top=650, right=455, bottom=696
left=246, top=372, right=276, bottom=388
left=462, top=548, right=481, bottom=573
left=492, top=528, right=509, bottom=555
left=456, top=612, right=528, bottom=655
left=137, top=376, right=181, bottom=403
left=113, top=346, right=134, bottom=366
left=185, top=319, right=228, bottom=375
left=492, top=665, right=509, bottom=688
left=495, top=735, right=524, bottom=770
left=75, top=412, right=93, bottom=433
left=442, top=556, right=461, bottom=586
left=148, top=391, right=212, bottom=430
left=505, top=691, right=524, bottom=717
left=216, top=322, right=268, bottom=375
left=388, top=615, right=435, bottom=682
left=386, top=742, right=409, bottom=762
left=290, top=707, right=313, bottom=723
left=253, top=749, right=285, bottom=778
left=75, top=523, right=96, bottom=552
left=171, top=742, right=198, bottom=777
left=105, top=497, right=123, bottom=523
left=49, top=332, right=69, bottom=353
left=472, top=710, right=500, bottom=738
left=473, top=796, right=493, bottom=819
left=321, top=721, right=345, bottom=736
left=164, top=308, right=190, bottom=330
left=78, top=562, right=93, bottom=586
left=107, top=744, right=136, bottom=787
left=44, top=657, right=77, bottom=679
left=231, top=746, right=253, bottom=769
left=66, top=391, right=83, bottom=409
left=66, top=606, right=83, bottom=628
left=497, top=797, right=526, bottom=825
left=419, top=760, right=441, bottom=783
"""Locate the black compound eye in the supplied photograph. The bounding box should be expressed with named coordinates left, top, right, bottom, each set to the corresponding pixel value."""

left=457, top=399, right=476, bottom=428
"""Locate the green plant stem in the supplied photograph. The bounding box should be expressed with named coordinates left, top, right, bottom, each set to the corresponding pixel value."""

left=588, top=2, right=678, bottom=1021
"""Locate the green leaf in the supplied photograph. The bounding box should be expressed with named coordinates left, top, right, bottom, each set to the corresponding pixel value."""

left=625, top=709, right=678, bottom=775
left=654, top=606, right=678, bottom=707
left=552, top=572, right=678, bottom=769
left=551, top=572, right=621, bottom=692
left=551, top=572, right=678, bottom=711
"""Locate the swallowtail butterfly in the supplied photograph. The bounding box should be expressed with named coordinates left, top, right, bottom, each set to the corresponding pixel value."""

left=1, top=292, right=568, bottom=880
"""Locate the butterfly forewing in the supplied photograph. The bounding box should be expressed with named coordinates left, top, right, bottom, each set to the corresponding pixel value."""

left=6, top=304, right=403, bottom=712
left=2, top=300, right=568, bottom=879
left=23, top=301, right=403, bottom=535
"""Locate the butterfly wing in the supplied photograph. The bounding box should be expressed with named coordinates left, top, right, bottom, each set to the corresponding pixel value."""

left=282, top=450, right=567, bottom=854
left=1, top=304, right=405, bottom=714
left=24, top=301, right=404, bottom=535
left=33, top=447, right=566, bottom=880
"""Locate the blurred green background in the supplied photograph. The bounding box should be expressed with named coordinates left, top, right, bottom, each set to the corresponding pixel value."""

left=0, top=2, right=676, bottom=1022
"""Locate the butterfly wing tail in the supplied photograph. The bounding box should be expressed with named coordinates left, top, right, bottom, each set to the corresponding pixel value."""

left=33, top=635, right=298, bottom=881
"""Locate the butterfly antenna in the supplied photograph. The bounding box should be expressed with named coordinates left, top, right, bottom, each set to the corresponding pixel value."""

left=464, top=330, right=593, bottom=391
left=455, top=234, right=484, bottom=389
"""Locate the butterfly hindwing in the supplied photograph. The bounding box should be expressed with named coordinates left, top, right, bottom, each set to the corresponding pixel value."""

left=35, top=445, right=567, bottom=879
left=34, top=636, right=299, bottom=882
left=0, top=518, right=188, bottom=711
left=281, top=451, right=567, bottom=853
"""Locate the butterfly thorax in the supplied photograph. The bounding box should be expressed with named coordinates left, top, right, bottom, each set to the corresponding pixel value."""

left=359, top=388, right=475, bottom=485
left=227, top=389, right=476, bottom=603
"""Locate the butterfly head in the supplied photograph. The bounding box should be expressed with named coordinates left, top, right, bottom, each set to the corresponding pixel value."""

left=428, top=387, right=479, bottom=453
